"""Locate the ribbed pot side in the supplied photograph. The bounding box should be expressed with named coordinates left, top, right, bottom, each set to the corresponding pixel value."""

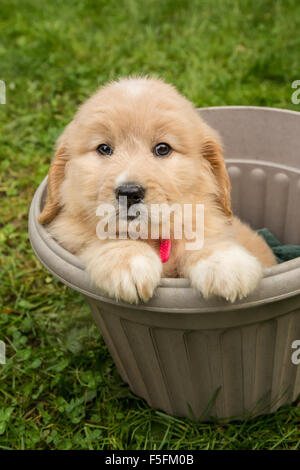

left=86, top=295, right=300, bottom=420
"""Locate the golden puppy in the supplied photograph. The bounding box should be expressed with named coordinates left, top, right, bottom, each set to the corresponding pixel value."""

left=39, top=77, right=276, bottom=303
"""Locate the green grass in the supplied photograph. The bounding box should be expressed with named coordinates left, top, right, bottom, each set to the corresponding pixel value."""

left=1, top=0, right=300, bottom=450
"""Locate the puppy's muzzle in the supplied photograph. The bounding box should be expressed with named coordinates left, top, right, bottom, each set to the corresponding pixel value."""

left=115, top=182, right=146, bottom=208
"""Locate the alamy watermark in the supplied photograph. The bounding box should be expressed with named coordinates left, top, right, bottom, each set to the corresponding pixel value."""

left=96, top=198, right=205, bottom=250
left=0, top=340, right=6, bottom=364
left=291, top=340, right=300, bottom=365
left=291, top=80, right=300, bottom=104
left=0, top=80, right=6, bottom=104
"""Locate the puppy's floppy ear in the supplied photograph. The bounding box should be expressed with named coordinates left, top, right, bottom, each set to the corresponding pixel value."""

left=201, top=134, right=232, bottom=217
left=38, top=145, right=69, bottom=224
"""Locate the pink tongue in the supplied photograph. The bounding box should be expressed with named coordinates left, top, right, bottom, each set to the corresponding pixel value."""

left=159, top=239, right=171, bottom=263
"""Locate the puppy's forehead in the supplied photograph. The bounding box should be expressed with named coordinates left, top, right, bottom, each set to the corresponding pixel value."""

left=74, top=78, right=198, bottom=140
left=116, top=78, right=149, bottom=97
left=79, top=79, right=192, bottom=118
left=102, top=77, right=182, bottom=101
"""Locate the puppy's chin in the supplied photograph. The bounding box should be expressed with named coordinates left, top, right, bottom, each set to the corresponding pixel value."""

left=103, top=208, right=150, bottom=240
left=96, top=199, right=179, bottom=241
left=118, top=210, right=142, bottom=222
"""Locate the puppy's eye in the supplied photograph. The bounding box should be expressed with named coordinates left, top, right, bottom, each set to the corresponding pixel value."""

left=96, top=144, right=113, bottom=156
left=153, top=143, right=172, bottom=157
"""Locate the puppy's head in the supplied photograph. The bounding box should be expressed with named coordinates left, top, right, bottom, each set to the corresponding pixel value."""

left=39, top=77, right=232, bottom=232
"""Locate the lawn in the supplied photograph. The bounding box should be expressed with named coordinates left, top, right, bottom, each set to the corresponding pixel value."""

left=0, top=0, right=300, bottom=450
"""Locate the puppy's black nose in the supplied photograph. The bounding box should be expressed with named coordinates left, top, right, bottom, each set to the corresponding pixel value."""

left=115, top=182, right=146, bottom=206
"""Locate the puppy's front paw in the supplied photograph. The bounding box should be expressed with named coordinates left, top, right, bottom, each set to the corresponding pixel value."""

left=187, top=246, right=263, bottom=302
left=85, top=243, right=162, bottom=304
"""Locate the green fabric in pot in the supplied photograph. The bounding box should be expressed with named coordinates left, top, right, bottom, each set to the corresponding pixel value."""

left=258, top=228, right=300, bottom=264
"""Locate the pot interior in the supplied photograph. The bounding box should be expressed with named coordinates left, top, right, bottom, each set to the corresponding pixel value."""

left=200, top=107, right=300, bottom=245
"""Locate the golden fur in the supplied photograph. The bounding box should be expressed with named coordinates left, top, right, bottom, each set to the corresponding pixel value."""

left=39, top=77, right=276, bottom=303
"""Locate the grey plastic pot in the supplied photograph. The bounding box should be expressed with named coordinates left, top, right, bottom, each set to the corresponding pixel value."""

left=29, top=106, right=300, bottom=421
